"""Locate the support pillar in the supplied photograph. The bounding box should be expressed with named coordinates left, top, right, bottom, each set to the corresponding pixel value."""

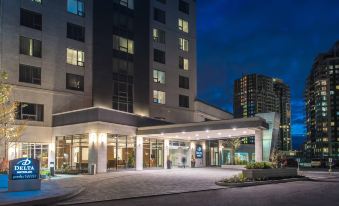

left=255, top=130, right=263, bottom=162
left=164, top=139, right=170, bottom=169
left=88, top=132, right=98, bottom=173
left=136, top=136, right=143, bottom=171
left=97, top=133, right=107, bottom=173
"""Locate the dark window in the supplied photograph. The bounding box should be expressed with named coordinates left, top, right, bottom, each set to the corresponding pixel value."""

left=66, top=73, right=84, bottom=91
left=179, top=95, right=189, bottom=108
left=19, top=64, right=41, bottom=85
left=16, top=102, right=44, bottom=121
left=154, top=49, right=165, bottom=64
left=113, top=12, right=134, bottom=31
left=154, top=8, right=166, bottom=24
left=179, top=0, right=189, bottom=14
left=20, top=9, right=42, bottom=30
left=157, top=0, right=166, bottom=4
left=20, top=36, right=42, bottom=58
left=67, top=23, right=85, bottom=42
left=179, top=75, right=189, bottom=89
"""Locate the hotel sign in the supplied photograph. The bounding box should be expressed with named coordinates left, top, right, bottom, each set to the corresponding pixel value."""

left=195, top=145, right=203, bottom=159
left=9, top=158, right=40, bottom=180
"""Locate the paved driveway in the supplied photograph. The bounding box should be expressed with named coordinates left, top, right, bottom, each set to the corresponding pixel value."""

left=58, top=168, right=240, bottom=205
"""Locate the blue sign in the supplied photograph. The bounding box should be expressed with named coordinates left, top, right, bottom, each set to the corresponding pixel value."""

left=195, top=145, right=203, bottom=159
left=9, top=158, right=40, bottom=180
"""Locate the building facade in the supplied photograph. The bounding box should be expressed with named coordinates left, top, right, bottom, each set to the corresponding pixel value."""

left=304, top=42, right=339, bottom=160
left=234, top=74, right=291, bottom=151
left=0, top=0, right=272, bottom=173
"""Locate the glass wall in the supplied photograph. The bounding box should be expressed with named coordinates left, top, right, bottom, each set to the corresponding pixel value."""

left=9, top=142, right=49, bottom=169
left=169, top=141, right=190, bottom=168
left=143, top=138, right=164, bottom=168
left=107, top=135, right=136, bottom=170
left=206, top=140, right=220, bottom=166
left=55, top=134, right=89, bottom=172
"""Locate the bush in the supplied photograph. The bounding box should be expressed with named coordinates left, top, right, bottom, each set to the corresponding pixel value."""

left=40, top=170, right=51, bottom=176
left=223, top=173, right=248, bottom=183
left=245, top=162, right=272, bottom=169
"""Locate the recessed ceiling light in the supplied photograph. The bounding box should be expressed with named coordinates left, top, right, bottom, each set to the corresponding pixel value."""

left=243, top=131, right=247, bottom=134
left=233, top=128, right=237, bottom=131
left=218, top=132, right=222, bottom=135
left=182, top=131, right=186, bottom=134
left=161, top=133, right=164, bottom=136
left=195, top=134, right=199, bottom=137
left=205, top=130, right=209, bottom=133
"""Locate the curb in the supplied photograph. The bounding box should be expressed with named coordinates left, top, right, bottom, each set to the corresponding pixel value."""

left=0, top=187, right=85, bottom=206
left=215, top=177, right=310, bottom=187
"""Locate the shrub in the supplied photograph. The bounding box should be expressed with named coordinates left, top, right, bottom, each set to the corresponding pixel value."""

left=40, top=170, right=51, bottom=176
left=245, top=162, right=272, bottom=169
left=223, top=173, right=248, bottom=183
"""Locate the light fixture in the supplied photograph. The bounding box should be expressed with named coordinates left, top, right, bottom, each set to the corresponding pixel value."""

left=243, top=131, right=247, bottom=134
left=217, top=132, right=222, bottom=135
left=233, top=128, right=237, bottom=131
left=182, top=131, right=186, bottom=134
left=205, top=129, right=209, bottom=133
left=228, top=135, right=231, bottom=137
left=195, top=134, right=199, bottom=137
left=161, top=132, right=164, bottom=136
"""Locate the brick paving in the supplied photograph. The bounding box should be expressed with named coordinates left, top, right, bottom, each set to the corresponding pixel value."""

left=58, top=168, right=240, bottom=205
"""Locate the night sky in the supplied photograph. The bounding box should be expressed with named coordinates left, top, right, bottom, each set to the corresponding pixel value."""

left=196, top=0, right=339, bottom=149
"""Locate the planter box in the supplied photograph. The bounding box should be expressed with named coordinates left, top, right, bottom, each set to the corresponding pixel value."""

left=221, top=165, right=246, bottom=170
left=243, top=168, right=298, bottom=179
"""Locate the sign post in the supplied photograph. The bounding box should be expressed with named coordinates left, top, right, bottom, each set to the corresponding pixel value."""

left=329, top=158, right=333, bottom=175
left=296, top=158, right=300, bottom=172
left=8, top=158, right=41, bottom=192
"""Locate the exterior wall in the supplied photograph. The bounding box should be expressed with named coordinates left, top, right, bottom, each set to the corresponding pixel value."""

left=193, top=100, right=233, bottom=121
left=149, top=0, right=197, bottom=122
left=0, top=0, right=93, bottom=161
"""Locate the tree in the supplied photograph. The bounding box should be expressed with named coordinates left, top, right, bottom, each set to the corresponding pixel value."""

left=222, top=137, right=242, bottom=165
left=270, top=147, right=285, bottom=168
left=0, top=72, right=25, bottom=171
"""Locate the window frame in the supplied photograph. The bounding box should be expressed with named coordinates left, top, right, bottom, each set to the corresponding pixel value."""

left=67, top=48, right=85, bottom=67
left=67, top=0, right=85, bottom=17
left=153, top=69, right=166, bottom=84
left=19, top=36, right=42, bottom=58
left=66, top=73, right=84, bottom=91
left=153, top=90, right=166, bottom=104
left=19, top=64, right=41, bottom=85
left=16, top=102, right=44, bottom=121
left=20, top=9, right=42, bottom=30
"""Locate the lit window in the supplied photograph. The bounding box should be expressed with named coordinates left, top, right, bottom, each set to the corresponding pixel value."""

left=32, top=0, right=42, bottom=4
left=67, top=0, right=85, bottom=16
left=153, top=28, right=165, bottom=44
left=179, top=38, right=189, bottom=51
left=116, top=0, right=134, bottom=9
left=153, top=90, right=166, bottom=104
left=336, top=85, right=339, bottom=90
left=113, top=35, right=134, bottom=54
left=153, top=70, right=165, bottom=84
left=179, top=56, right=189, bottom=70
left=67, top=48, right=85, bottom=66
left=178, top=18, right=189, bottom=33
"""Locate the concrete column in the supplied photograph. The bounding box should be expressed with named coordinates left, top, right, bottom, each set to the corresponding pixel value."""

left=97, top=133, right=107, bottom=173
left=48, top=142, right=55, bottom=168
left=255, top=130, right=263, bottom=162
left=88, top=132, right=98, bottom=172
left=164, top=139, right=170, bottom=169
left=202, top=141, right=207, bottom=167
left=136, top=136, right=143, bottom=171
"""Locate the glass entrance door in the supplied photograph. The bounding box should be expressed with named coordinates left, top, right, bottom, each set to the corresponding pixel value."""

left=107, top=135, right=136, bottom=171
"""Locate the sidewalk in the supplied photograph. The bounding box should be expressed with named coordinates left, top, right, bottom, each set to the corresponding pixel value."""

left=0, top=175, right=84, bottom=206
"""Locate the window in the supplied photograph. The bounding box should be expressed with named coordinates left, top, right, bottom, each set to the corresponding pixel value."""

left=16, top=102, right=44, bottom=121
left=67, top=48, right=85, bottom=66
left=66, top=73, right=84, bottom=91
left=67, top=23, right=85, bottom=42
left=67, top=0, right=85, bottom=16
left=153, top=70, right=165, bottom=84
left=157, top=0, right=166, bottom=4
left=113, top=12, right=134, bottom=31
left=115, top=0, right=134, bottom=9
left=153, top=28, right=166, bottom=44
left=179, top=56, right=189, bottom=70
left=113, top=73, right=134, bottom=113
left=20, top=36, right=42, bottom=58
left=20, top=9, right=42, bottom=30
left=179, top=38, right=189, bottom=51
left=19, top=64, right=41, bottom=85
left=179, top=95, right=189, bottom=108
left=179, top=76, right=189, bottom=89
left=154, top=8, right=166, bottom=24
left=178, top=18, right=189, bottom=33
left=113, top=35, right=134, bottom=54
left=154, top=49, right=165, bottom=64
left=179, top=0, right=189, bottom=14
left=12, top=143, right=48, bottom=169
left=32, top=0, right=42, bottom=4
left=153, top=90, right=166, bottom=104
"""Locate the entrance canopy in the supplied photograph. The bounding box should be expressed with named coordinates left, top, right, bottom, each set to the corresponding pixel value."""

left=137, top=117, right=268, bottom=140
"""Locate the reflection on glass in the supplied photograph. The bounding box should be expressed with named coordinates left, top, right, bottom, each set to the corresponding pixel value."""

left=107, top=135, right=136, bottom=170
left=143, top=138, right=164, bottom=168
left=55, top=134, right=89, bottom=172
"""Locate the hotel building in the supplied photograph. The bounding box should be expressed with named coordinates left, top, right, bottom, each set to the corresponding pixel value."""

left=0, top=0, right=273, bottom=173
